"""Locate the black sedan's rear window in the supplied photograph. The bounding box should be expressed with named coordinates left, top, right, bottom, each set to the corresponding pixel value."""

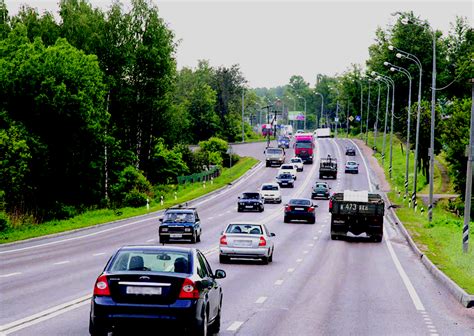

left=242, top=193, right=260, bottom=199
left=289, top=199, right=311, bottom=206
left=109, top=250, right=191, bottom=274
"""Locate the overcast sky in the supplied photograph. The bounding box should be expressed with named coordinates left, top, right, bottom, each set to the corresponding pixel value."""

left=5, top=0, right=473, bottom=88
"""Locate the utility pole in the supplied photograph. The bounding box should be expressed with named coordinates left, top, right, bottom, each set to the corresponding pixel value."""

left=463, top=79, right=473, bottom=253
left=374, top=81, right=381, bottom=149
left=241, top=89, right=245, bottom=143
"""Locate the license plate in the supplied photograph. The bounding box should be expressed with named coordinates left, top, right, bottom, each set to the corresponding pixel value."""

left=282, top=182, right=288, bottom=185
left=234, top=240, right=252, bottom=247
left=295, top=207, right=305, bottom=211
left=245, top=206, right=253, bottom=208
left=126, top=286, right=162, bottom=295
left=170, top=234, right=182, bottom=238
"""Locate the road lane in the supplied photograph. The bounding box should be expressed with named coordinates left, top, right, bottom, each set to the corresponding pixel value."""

left=2, top=138, right=473, bottom=335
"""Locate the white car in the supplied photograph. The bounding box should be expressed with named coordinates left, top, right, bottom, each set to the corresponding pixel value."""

left=278, top=164, right=297, bottom=180
left=219, top=222, right=275, bottom=264
left=259, top=183, right=282, bottom=203
left=289, top=157, right=304, bottom=172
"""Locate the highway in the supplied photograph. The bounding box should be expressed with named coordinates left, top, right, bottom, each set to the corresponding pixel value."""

left=1, top=139, right=473, bottom=335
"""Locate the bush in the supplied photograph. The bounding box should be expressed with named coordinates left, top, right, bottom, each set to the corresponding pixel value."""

left=111, top=166, right=153, bottom=207
left=0, top=212, right=10, bottom=232
left=124, top=189, right=148, bottom=208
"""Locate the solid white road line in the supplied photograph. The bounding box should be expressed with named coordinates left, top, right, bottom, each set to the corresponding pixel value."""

left=308, top=243, right=314, bottom=247
left=53, top=261, right=70, bottom=265
left=227, top=321, right=244, bottom=332
left=255, top=296, right=267, bottom=304
left=346, top=138, right=426, bottom=312
left=0, top=216, right=160, bottom=255
left=0, top=294, right=91, bottom=334
left=92, top=253, right=105, bottom=256
left=146, top=239, right=155, bottom=242
left=0, top=272, right=21, bottom=278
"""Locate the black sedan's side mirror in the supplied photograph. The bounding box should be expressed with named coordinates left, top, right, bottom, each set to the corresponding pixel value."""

left=270, top=233, right=276, bottom=237
left=214, top=269, right=226, bottom=279
left=238, top=196, right=241, bottom=199
left=313, top=204, right=319, bottom=208
left=263, top=150, right=266, bottom=154
left=159, top=218, right=163, bottom=222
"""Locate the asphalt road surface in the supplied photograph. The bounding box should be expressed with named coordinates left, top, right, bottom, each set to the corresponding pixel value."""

left=1, top=138, right=473, bottom=335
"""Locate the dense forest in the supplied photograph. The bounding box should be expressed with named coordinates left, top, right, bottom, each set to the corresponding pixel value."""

left=0, top=1, right=472, bottom=230
left=0, top=0, right=256, bottom=227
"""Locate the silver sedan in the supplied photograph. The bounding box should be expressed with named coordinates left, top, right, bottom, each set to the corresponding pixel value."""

left=219, top=222, right=275, bottom=264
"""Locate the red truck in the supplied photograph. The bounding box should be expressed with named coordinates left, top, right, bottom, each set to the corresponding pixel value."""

left=294, top=133, right=314, bottom=164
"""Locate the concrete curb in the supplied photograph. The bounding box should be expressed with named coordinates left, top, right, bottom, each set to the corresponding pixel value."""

left=385, top=201, right=474, bottom=308
left=351, top=138, right=474, bottom=308
left=1, top=160, right=263, bottom=248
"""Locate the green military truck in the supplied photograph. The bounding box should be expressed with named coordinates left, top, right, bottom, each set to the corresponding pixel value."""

left=319, top=155, right=337, bottom=179
left=329, top=190, right=385, bottom=242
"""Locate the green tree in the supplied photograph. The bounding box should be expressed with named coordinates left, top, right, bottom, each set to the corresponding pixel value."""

left=148, top=138, right=189, bottom=184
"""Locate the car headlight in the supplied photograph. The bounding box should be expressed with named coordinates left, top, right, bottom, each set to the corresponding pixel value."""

left=185, top=228, right=191, bottom=232
left=161, top=227, right=168, bottom=232
left=240, top=202, right=245, bottom=205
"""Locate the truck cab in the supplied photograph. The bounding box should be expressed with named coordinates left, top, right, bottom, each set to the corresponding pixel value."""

left=294, top=133, right=314, bottom=164
left=264, top=147, right=285, bottom=167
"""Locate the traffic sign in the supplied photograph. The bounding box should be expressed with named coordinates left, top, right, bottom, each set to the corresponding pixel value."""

left=334, top=117, right=339, bottom=122
left=348, top=116, right=354, bottom=122
left=355, top=115, right=361, bottom=122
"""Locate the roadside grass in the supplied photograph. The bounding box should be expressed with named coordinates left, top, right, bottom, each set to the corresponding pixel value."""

left=0, top=157, right=259, bottom=244
left=355, top=132, right=473, bottom=294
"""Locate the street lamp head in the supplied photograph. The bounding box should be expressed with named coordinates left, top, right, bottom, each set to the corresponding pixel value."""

left=383, top=61, right=389, bottom=66
left=396, top=53, right=403, bottom=58
left=388, top=45, right=394, bottom=51
left=371, top=71, right=376, bottom=76
left=401, top=17, right=409, bottom=25
left=390, top=67, right=396, bottom=72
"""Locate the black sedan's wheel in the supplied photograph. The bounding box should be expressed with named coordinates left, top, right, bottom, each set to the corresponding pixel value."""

left=190, top=310, right=208, bottom=336
left=89, top=318, right=107, bottom=336
left=261, top=256, right=269, bottom=265
left=284, top=216, right=290, bottom=223
left=259, top=206, right=264, bottom=212
left=219, top=255, right=229, bottom=264
left=159, top=236, right=168, bottom=244
left=269, top=249, right=274, bottom=262
left=309, top=218, right=316, bottom=224
left=237, top=207, right=242, bottom=212
left=191, top=232, right=197, bottom=244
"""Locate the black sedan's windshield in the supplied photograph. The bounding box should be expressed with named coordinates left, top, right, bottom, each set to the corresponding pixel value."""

left=242, top=193, right=260, bottom=199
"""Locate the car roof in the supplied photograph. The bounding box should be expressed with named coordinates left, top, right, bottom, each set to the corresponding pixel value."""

left=227, top=221, right=261, bottom=225
left=261, top=182, right=279, bottom=186
left=289, top=198, right=312, bottom=202
left=119, top=245, right=194, bottom=254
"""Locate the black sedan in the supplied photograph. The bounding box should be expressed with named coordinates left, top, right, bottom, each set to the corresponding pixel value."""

left=275, top=173, right=295, bottom=188
left=345, top=146, right=356, bottom=156
left=284, top=198, right=318, bottom=224
left=89, top=245, right=226, bottom=336
left=237, top=192, right=265, bottom=212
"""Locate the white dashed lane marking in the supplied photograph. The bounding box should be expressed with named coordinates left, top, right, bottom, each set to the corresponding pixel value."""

left=287, top=268, right=295, bottom=273
left=255, top=296, right=267, bottom=304
left=227, top=321, right=244, bottom=332
left=0, top=272, right=21, bottom=278
left=92, top=253, right=105, bottom=256
left=53, top=261, right=70, bottom=265
left=303, top=251, right=309, bottom=254
left=274, top=279, right=284, bottom=285
left=296, top=259, right=303, bottom=263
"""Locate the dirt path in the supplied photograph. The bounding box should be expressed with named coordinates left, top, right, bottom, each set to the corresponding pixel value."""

left=353, top=139, right=391, bottom=192
left=435, top=159, right=450, bottom=193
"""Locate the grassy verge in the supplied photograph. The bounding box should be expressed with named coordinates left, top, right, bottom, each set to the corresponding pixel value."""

left=355, top=132, right=474, bottom=294
left=0, top=157, right=259, bottom=244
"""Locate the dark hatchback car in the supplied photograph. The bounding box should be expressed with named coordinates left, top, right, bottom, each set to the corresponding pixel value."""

left=277, top=136, right=291, bottom=149
left=159, top=207, right=202, bottom=244
left=89, top=245, right=226, bottom=336
left=275, top=173, right=295, bottom=188
left=237, top=192, right=264, bottom=212
left=284, top=198, right=318, bottom=224
left=311, top=182, right=331, bottom=199
left=345, top=146, right=356, bottom=156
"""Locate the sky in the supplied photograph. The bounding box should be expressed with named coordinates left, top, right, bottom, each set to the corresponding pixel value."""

left=4, top=0, right=473, bottom=88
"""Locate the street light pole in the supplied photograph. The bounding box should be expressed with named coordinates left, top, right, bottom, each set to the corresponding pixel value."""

left=373, top=72, right=396, bottom=179
left=377, top=77, right=391, bottom=166
left=365, top=79, right=371, bottom=145
left=463, top=79, right=473, bottom=253
left=389, top=45, right=423, bottom=208
left=374, top=80, right=381, bottom=150
left=386, top=62, right=413, bottom=199
left=315, top=92, right=324, bottom=128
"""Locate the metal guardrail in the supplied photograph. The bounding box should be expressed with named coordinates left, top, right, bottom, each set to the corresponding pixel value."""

left=177, top=166, right=220, bottom=184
